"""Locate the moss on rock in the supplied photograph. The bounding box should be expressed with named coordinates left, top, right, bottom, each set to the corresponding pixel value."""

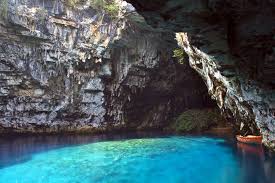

left=66, top=0, right=120, bottom=18
left=169, top=109, right=225, bottom=133
left=172, top=48, right=186, bottom=64
left=0, top=0, right=8, bottom=20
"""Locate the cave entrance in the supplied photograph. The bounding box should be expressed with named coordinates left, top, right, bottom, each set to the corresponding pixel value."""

left=122, top=55, right=217, bottom=131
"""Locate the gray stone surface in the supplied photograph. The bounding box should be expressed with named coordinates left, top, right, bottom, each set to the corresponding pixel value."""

left=0, top=0, right=211, bottom=133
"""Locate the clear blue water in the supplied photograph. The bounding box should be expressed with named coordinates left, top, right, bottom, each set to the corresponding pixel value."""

left=0, top=134, right=274, bottom=183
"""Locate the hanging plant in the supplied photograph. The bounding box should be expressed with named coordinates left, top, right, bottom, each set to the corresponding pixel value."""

left=172, top=48, right=186, bottom=64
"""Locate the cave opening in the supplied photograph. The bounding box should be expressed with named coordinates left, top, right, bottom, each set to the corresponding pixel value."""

left=121, top=53, right=219, bottom=131
left=102, top=0, right=228, bottom=133
left=0, top=1, right=275, bottom=182
left=123, top=0, right=275, bottom=142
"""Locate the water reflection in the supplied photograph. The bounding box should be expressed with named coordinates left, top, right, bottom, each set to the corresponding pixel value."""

left=236, top=142, right=275, bottom=183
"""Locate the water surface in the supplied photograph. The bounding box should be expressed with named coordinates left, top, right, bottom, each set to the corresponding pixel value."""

left=0, top=134, right=274, bottom=183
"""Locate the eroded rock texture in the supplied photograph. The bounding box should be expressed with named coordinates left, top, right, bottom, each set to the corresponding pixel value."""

left=127, top=0, right=275, bottom=150
left=0, top=0, right=211, bottom=133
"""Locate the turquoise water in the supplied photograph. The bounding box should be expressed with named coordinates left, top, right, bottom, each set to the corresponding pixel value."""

left=0, top=135, right=274, bottom=183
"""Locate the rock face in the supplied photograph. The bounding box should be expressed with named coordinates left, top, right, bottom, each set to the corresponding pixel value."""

left=126, top=0, right=275, bottom=150
left=0, top=0, right=212, bottom=133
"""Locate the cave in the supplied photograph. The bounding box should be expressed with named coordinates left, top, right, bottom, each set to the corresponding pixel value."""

left=0, top=0, right=274, bottom=182
left=0, top=0, right=269, bottom=145
left=0, top=0, right=273, bottom=146
left=125, top=0, right=275, bottom=149
left=114, top=52, right=216, bottom=130
left=0, top=0, right=218, bottom=134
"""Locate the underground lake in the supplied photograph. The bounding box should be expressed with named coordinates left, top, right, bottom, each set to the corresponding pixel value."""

left=0, top=0, right=275, bottom=182
left=0, top=134, right=274, bottom=183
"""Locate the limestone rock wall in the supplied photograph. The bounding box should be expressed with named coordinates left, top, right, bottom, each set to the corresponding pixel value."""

left=0, top=0, right=211, bottom=133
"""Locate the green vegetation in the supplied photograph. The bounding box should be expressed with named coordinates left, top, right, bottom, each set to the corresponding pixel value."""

left=168, top=109, right=224, bottom=133
left=104, top=2, right=120, bottom=17
left=66, top=0, right=82, bottom=7
left=89, top=0, right=105, bottom=9
left=0, top=0, right=8, bottom=20
left=89, top=0, right=119, bottom=17
left=172, top=48, right=186, bottom=64
left=66, top=0, right=119, bottom=17
left=36, top=8, right=48, bottom=23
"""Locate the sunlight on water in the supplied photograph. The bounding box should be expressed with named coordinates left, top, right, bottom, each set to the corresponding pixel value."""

left=0, top=136, right=272, bottom=183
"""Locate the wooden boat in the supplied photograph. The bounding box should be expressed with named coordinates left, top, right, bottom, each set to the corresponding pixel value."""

left=236, top=135, right=262, bottom=144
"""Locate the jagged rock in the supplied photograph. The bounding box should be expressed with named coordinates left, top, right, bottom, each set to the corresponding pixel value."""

left=0, top=0, right=212, bottom=133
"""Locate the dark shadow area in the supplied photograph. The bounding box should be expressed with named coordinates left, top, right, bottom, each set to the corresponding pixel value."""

left=121, top=58, right=216, bottom=129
